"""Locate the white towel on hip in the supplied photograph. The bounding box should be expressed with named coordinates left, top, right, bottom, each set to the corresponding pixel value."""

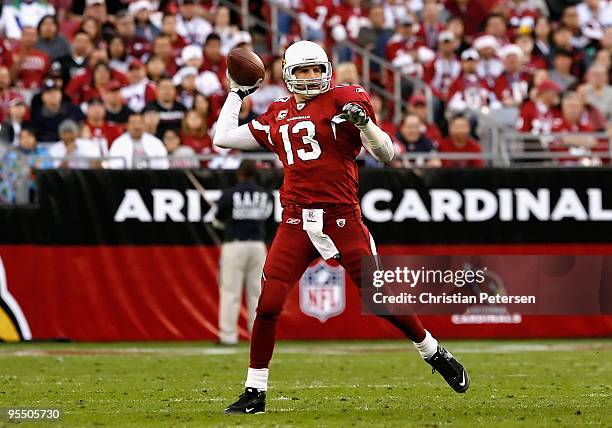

left=302, top=208, right=339, bottom=260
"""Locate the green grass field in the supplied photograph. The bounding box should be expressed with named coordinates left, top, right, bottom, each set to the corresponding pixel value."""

left=0, top=340, right=611, bottom=427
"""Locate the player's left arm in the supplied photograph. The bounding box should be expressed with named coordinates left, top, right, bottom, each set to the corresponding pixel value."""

left=340, top=102, right=395, bottom=163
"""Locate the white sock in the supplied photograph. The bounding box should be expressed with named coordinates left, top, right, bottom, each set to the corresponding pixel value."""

left=414, top=330, right=438, bottom=359
left=245, top=367, right=268, bottom=391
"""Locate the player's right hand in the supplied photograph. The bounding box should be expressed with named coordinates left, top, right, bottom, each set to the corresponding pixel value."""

left=229, top=76, right=263, bottom=100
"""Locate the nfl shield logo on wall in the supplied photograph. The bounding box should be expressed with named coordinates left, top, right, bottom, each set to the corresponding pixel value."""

left=299, top=260, right=345, bottom=322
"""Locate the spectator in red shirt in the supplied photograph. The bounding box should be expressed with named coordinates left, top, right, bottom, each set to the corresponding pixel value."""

left=201, top=33, right=227, bottom=89
left=473, top=34, right=502, bottom=87
left=115, top=11, right=150, bottom=60
left=161, top=13, right=188, bottom=60
left=180, top=109, right=212, bottom=154
left=494, top=44, right=532, bottom=107
left=83, top=97, right=123, bottom=155
left=518, top=79, right=562, bottom=134
left=444, top=0, right=492, bottom=39
left=438, top=114, right=484, bottom=167
left=12, top=26, right=50, bottom=90
left=448, top=49, right=500, bottom=116
left=0, top=66, right=22, bottom=121
left=416, top=2, right=445, bottom=49
left=408, top=93, right=443, bottom=144
left=423, top=31, right=461, bottom=101
left=298, top=0, right=334, bottom=42
left=151, top=34, right=178, bottom=76
left=386, top=15, right=423, bottom=63
left=550, top=91, right=599, bottom=163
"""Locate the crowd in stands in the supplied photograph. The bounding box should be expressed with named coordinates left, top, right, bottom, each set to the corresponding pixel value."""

left=0, top=0, right=610, bottom=175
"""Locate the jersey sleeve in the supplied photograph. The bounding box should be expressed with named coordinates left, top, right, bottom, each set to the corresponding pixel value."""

left=247, top=107, right=277, bottom=152
left=332, top=85, right=377, bottom=124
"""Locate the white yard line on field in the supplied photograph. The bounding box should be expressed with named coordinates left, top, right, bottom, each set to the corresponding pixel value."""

left=0, top=341, right=610, bottom=357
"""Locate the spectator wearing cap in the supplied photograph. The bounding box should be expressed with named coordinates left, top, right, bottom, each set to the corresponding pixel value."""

left=408, top=93, right=443, bottom=144
left=201, top=34, right=228, bottom=89
left=131, top=0, right=161, bottom=43
left=31, top=79, right=84, bottom=142
left=518, top=79, right=561, bottom=134
left=143, top=77, right=187, bottom=138
left=579, top=64, right=612, bottom=121
left=447, top=49, right=501, bottom=116
left=0, top=94, right=28, bottom=146
left=549, top=50, right=577, bottom=92
left=174, top=66, right=199, bottom=109
left=385, top=15, right=423, bottom=63
left=473, top=35, right=503, bottom=87
left=423, top=31, right=461, bottom=101
left=35, top=15, right=70, bottom=62
left=104, top=80, right=134, bottom=126
left=58, top=31, right=93, bottom=84
left=121, top=60, right=156, bottom=113
left=49, top=119, right=101, bottom=169
left=0, top=0, right=55, bottom=40
left=161, top=13, right=189, bottom=60
left=179, top=45, right=222, bottom=97
left=12, top=26, right=50, bottom=91
left=493, top=44, right=532, bottom=107
left=0, top=66, right=22, bottom=122
left=395, top=114, right=441, bottom=167
left=115, top=11, right=150, bottom=60
left=108, top=113, right=169, bottom=169
left=83, top=98, right=123, bottom=156
left=438, top=115, right=484, bottom=168
left=416, top=2, right=446, bottom=49
left=177, top=0, right=213, bottom=46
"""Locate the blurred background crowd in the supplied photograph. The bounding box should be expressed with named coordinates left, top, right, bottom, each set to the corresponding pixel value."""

left=0, top=0, right=610, bottom=185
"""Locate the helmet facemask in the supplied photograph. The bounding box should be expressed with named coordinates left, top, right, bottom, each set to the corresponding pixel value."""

left=283, top=61, right=332, bottom=98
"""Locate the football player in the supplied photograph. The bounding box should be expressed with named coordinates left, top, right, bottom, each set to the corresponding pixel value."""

left=214, top=40, right=470, bottom=414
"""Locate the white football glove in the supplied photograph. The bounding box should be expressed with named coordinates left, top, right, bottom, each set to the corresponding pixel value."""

left=340, top=102, right=370, bottom=129
left=229, top=76, right=263, bottom=100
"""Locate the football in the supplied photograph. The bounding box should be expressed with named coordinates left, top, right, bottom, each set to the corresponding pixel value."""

left=227, top=48, right=266, bottom=86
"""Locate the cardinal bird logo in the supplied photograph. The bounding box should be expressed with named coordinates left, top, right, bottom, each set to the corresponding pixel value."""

left=0, top=256, right=31, bottom=342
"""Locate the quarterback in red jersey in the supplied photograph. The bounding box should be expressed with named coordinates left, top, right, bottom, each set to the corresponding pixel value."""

left=214, top=41, right=470, bottom=414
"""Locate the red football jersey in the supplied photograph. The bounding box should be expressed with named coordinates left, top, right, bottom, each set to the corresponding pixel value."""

left=248, top=85, right=376, bottom=207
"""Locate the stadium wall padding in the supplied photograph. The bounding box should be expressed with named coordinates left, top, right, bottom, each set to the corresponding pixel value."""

left=0, top=169, right=611, bottom=341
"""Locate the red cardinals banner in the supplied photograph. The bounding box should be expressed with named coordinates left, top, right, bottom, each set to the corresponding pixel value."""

left=0, top=169, right=611, bottom=341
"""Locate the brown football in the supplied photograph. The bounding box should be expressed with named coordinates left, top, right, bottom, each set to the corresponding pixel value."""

left=227, top=48, right=266, bottom=86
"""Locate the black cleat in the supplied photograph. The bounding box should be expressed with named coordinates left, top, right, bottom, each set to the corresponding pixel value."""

left=426, top=346, right=470, bottom=393
left=224, top=387, right=266, bottom=414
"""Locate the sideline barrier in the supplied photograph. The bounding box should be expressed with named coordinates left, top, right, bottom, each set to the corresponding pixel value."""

left=0, top=168, right=611, bottom=341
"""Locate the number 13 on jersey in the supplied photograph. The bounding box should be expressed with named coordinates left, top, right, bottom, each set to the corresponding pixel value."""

left=279, top=121, right=321, bottom=165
